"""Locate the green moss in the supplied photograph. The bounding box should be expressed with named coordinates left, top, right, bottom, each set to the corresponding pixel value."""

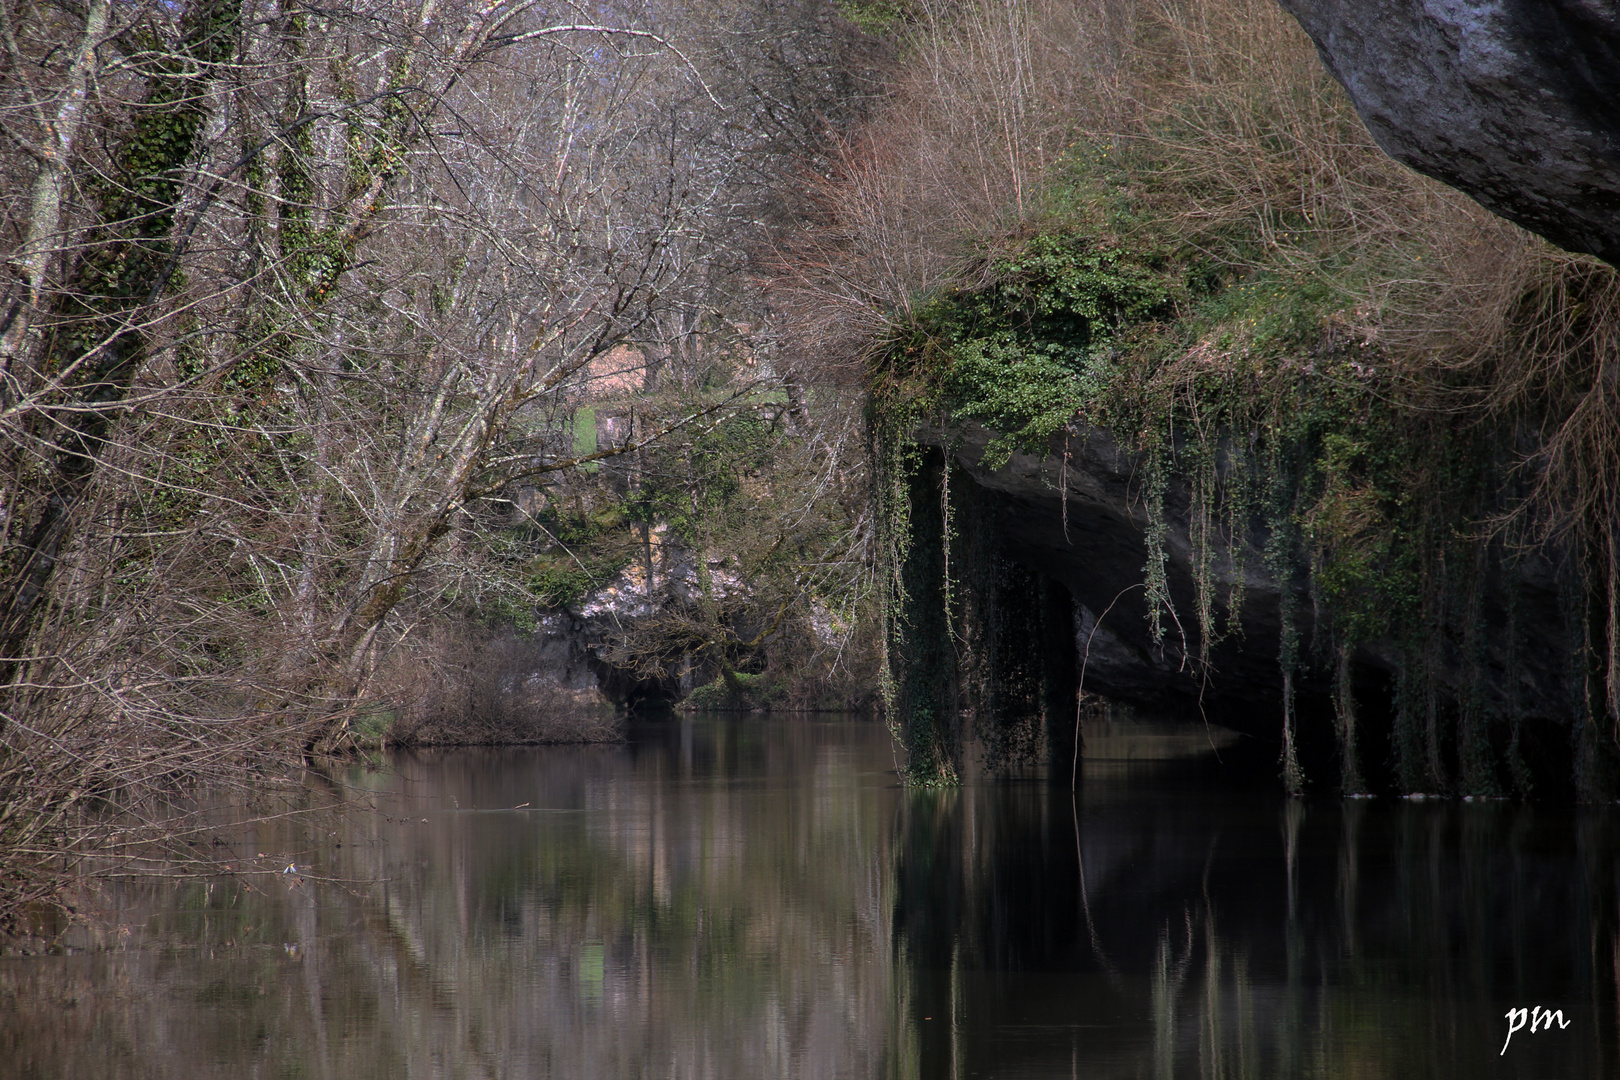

left=520, top=505, right=633, bottom=609
left=834, top=0, right=918, bottom=34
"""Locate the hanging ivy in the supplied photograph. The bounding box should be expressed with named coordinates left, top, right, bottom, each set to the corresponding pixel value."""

left=864, top=205, right=1601, bottom=797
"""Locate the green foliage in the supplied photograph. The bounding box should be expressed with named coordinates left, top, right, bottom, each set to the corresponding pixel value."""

left=686, top=670, right=786, bottom=711
left=1196, top=268, right=1346, bottom=354
left=526, top=561, right=599, bottom=610
left=625, top=408, right=783, bottom=543
left=521, top=504, right=632, bottom=609
left=878, top=233, right=1178, bottom=468
left=1303, top=432, right=1410, bottom=641
left=833, top=0, right=918, bottom=34
left=945, top=335, right=1089, bottom=470
left=350, top=709, right=394, bottom=749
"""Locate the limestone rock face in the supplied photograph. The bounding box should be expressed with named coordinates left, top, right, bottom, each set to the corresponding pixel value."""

left=935, top=424, right=1299, bottom=734
left=1279, top=0, right=1620, bottom=264
left=931, top=423, right=1574, bottom=745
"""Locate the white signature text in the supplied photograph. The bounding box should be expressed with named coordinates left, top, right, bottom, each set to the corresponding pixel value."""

left=1501, top=1005, right=1570, bottom=1054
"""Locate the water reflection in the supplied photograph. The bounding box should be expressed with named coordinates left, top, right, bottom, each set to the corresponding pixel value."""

left=895, top=737, right=1620, bottom=1079
left=0, top=716, right=1615, bottom=1079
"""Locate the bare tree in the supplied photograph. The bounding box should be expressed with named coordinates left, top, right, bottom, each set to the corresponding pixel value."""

left=0, top=0, right=886, bottom=909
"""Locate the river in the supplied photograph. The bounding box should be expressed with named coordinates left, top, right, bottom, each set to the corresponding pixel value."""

left=1, top=715, right=1613, bottom=1078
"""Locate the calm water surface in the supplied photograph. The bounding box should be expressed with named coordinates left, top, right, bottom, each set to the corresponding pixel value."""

left=2, top=716, right=1616, bottom=1078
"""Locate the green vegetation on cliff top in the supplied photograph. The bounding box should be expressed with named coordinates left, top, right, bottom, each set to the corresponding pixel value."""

left=827, top=0, right=1620, bottom=797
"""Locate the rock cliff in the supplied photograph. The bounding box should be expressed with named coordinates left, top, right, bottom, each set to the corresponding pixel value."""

left=927, top=423, right=1576, bottom=770
left=1278, top=0, right=1620, bottom=264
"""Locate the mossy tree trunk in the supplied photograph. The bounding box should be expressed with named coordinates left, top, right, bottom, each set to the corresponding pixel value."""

left=1334, top=646, right=1367, bottom=795
left=0, top=0, right=243, bottom=682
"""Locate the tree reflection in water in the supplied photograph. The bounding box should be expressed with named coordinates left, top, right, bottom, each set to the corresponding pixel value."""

left=1, top=716, right=1615, bottom=1079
